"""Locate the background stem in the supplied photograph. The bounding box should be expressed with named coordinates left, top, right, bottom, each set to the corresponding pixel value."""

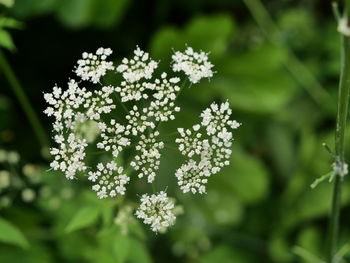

left=243, top=0, right=331, bottom=107
left=0, top=50, right=49, bottom=151
left=328, top=2, right=350, bottom=262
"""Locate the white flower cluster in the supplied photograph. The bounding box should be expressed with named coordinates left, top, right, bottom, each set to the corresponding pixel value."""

left=97, top=120, right=131, bottom=158
left=44, top=79, right=115, bottom=179
left=130, top=131, right=164, bottom=183
left=116, top=46, right=158, bottom=83
left=175, top=101, right=240, bottom=194
left=172, top=46, right=214, bottom=84
left=75, top=47, right=114, bottom=84
left=135, top=191, right=176, bottom=232
left=44, top=45, right=238, bottom=233
left=88, top=161, right=129, bottom=199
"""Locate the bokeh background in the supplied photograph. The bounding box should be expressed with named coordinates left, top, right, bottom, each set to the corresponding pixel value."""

left=0, top=0, right=349, bottom=262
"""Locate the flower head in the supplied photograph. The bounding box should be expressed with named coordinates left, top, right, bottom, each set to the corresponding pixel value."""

left=175, top=101, right=240, bottom=194
left=135, top=191, right=176, bottom=232
left=116, top=46, right=158, bottom=83
left=75, top=47, right=114, bottom=84
left=172, top=46, right=214, bottom=84
left=88, top=161, right=130, bottom=199
left=130, top=131, right=164, bottom=183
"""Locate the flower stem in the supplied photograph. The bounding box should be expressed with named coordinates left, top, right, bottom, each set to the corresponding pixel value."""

left=328, top=2, right=350, bottom=262
left=0, top=50, right=49, bottom=150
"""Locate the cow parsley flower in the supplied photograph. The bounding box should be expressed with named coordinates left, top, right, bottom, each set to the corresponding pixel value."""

left=75, top=47, right=114, bottom=84
left=44, top=45, right=238, bottom=233
left=172, top=46, right=214, bottom=84
left=88, top=161, right=130, bottom=199
left=115, top=81, right=156, bottom=102
left=116, top=46, right=158, bottom=83
left=201, top=101, right=240, bottom=135
left=135, top=191, right=176, bottom=232
left=175, top=159, right=210, bottom=194
left=97, top=120, right=131, bottom=157
left=175, top=101, right=240, bottom=194
left=130, top=131, right=164, bottom=183
left=49, top=133, right=88, bottom=179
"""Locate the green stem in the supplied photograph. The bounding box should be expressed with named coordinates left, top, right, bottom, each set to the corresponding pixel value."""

left=243, top=0, right=331, bottom=107
left=328, top=3, right=350, bottom=262
left=0, top=50, right=49, bottom=150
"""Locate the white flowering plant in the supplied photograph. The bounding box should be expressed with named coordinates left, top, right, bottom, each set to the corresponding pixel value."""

left=44, top=45, right=240, bottom=232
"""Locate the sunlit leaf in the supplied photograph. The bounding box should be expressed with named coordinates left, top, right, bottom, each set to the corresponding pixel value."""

left=65, top=206, right=100, bottom=233
left=0, top=217, right=29, bottom=248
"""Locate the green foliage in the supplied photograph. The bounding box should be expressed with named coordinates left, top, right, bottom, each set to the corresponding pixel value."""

left=11, top=0, right=130, bottom=28
left=65, top=205, right=101, bottom=233
left=0, top=1, right=348, bottom=263
left=0, top=217, right=28, bottom=248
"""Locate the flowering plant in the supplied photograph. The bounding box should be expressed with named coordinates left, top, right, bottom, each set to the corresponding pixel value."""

left=44, top=46, right=240, bottom=232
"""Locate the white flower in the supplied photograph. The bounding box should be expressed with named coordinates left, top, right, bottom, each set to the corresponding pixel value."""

left=147, top=73, right=181, bottom=122
left=125, top=105, right=156, bottom=136
left=135, top=191, right=176, bottom=232
left=200, top=101, right=240, bottom=136
left=175, top=101, right=240, bottom=194
left=130, top=131, right=164, bottom=183
left=49, top=133, right=88, bottom=179
left=116, top=46, right=158, bottom=83
left=175, top=159, right=210, bottom=194
left=97, top=120, right=131, bottom=157
left=88, top=161, right=130, bottom=198
left=115, top=81, right=156, bottom=102
left=75, top=47, right=114, bottom=84
left=172, top=46, right=214, bottom=84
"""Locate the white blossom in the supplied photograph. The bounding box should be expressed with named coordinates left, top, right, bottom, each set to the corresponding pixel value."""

left=75, top=47, right=114, bottom=84
left=49, top=133, right=88, bottom=179
left=172, top=46, right=214, bottom=84
left=148, top=73, right=181, bottom=122
left=88, top=161, right=130, bottom=198
left=200, top=101, right=240, bottom=135
left=130, top=131, right=164, bottom=183
left=115, top=81, right=156, bottom=102
left=175, top=159, right=210, bottom=194
left=125, top=105, right=156, bottom=136
left=97, top=120, right=131, bottom=157
left=135, top=191, right=176, bottom=232
left=43, top=46, right=241, bottom=233
left=116, top=46, right=158, bottom=83
left=175, top=101, right=240, bottom=194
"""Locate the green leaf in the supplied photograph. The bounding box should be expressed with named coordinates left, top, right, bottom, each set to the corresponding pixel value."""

left=0, top=217, right=29, bottom=248
left=0, top=0, right=14, bottom=7
left=56, top=0, right=96, bottom=28
left=218, top=148, right=269, bottom=204
left=127, top=238, right=152, bottom=263
left=202, top=245, right=250, bottom=263
left=184, top=14, right=235, bottom=57
left=150, top=14, right=235, bottom=61
left=112, top=231, right=130, bottom=263
left=65, top=206, right=100, bottom=233
left=91, top=0, right=130, bottom=28
left=0, top=17, right=23, bottom=29
left=0, top=29, right=15, bottom=51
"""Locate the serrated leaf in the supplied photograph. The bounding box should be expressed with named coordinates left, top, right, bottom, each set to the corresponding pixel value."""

left=0, top=217, right=29, bottom=248
left=65, top=206, right=100, bottom=233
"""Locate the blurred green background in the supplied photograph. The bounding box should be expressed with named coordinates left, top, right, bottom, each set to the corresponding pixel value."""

left=0, top=0, right=349, bottom=262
